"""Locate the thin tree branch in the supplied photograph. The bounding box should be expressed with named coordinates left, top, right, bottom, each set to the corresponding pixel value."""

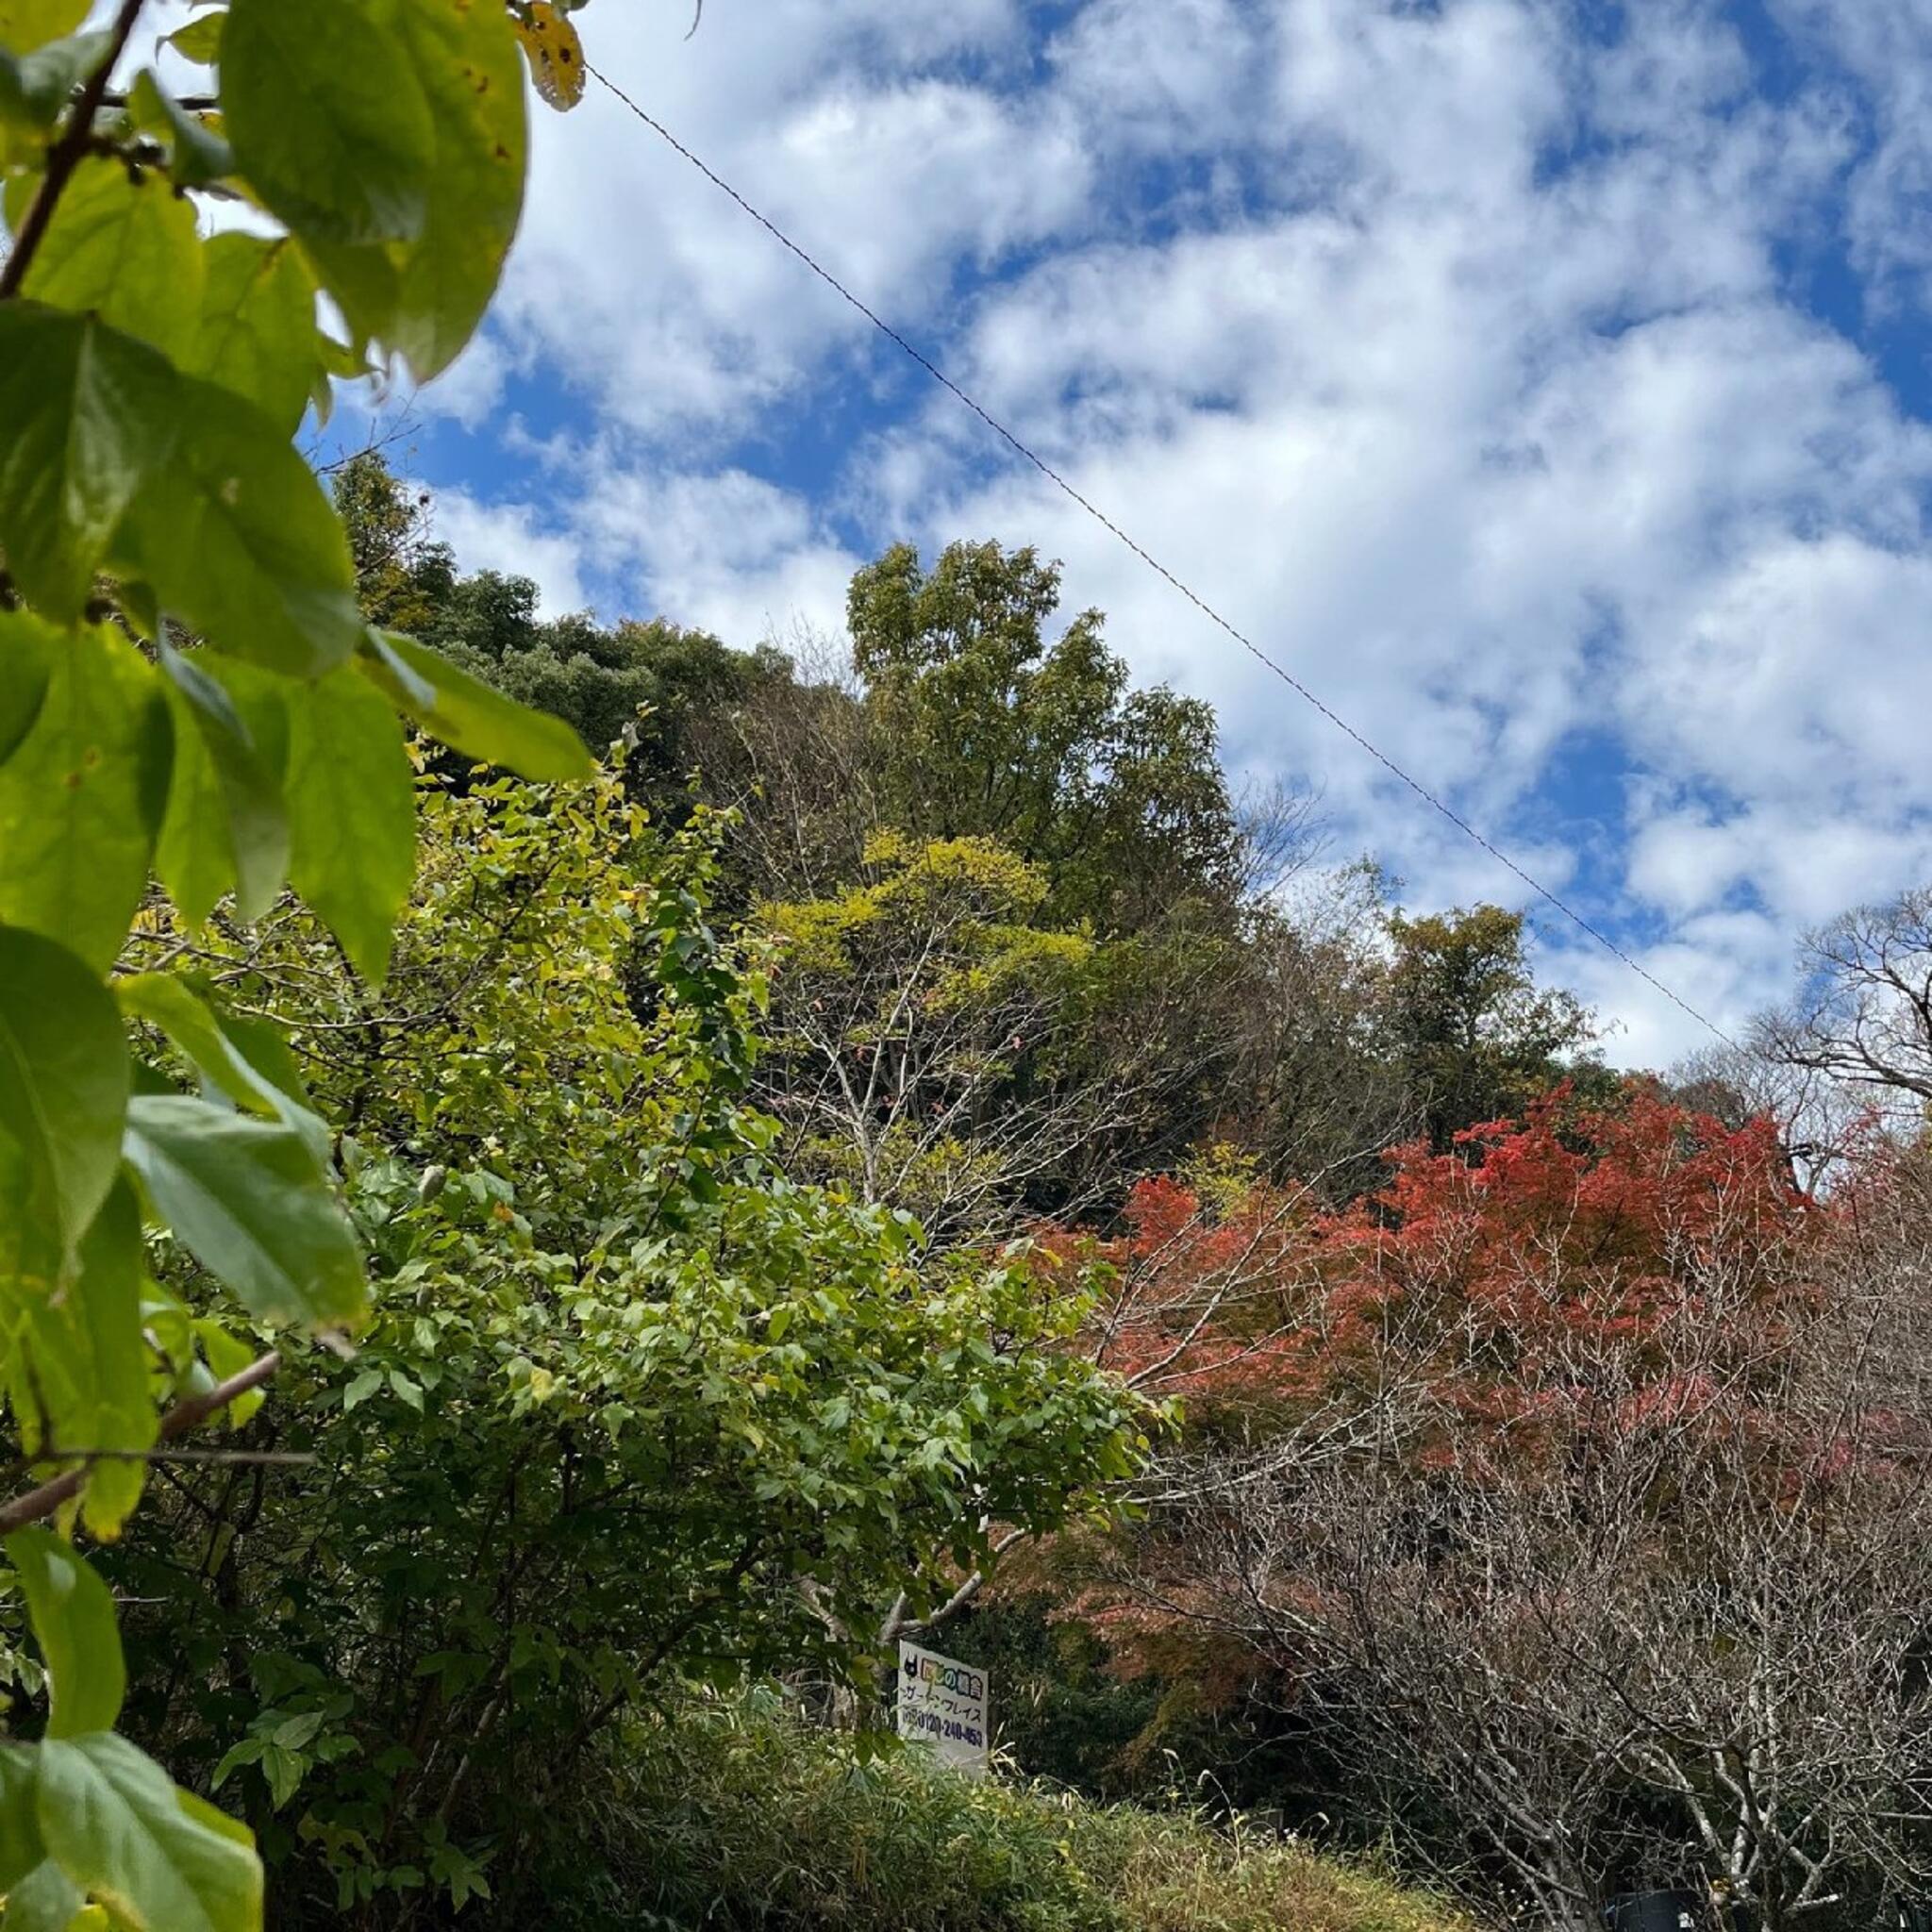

left=0, top=1350, right=282, bottom=1536
left=97, top=91, right=218, bottom=111
left=0, top=0, right=151, bottom=302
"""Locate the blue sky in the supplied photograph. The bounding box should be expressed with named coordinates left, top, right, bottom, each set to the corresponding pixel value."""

left=343, top=0, right=1932, bottom=1069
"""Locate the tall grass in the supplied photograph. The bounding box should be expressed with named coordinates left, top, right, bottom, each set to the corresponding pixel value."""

left=550, top=1698, right=1475, bottom=1932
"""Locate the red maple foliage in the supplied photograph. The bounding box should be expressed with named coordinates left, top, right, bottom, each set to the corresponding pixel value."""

left=1058, top=1083, right=1815, bottom=1463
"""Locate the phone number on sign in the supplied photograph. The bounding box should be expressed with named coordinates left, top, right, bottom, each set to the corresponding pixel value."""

left=904, top=1707, right=984, bottom=1749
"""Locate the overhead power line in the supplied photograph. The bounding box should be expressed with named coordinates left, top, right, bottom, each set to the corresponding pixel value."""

left=586, top=64, right=1740, bottom=1053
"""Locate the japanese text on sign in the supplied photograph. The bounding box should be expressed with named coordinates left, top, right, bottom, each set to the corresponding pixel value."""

left=896, top=1640, right=990, bottom=1777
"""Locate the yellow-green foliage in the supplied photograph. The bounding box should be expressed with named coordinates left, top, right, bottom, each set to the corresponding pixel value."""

left=761, top=832, right=1091, bottom=993
left=1065, top=1804, right=1476, bottom=1932
left=862, top=828, right=1052, bottom=914
left=559, top=1702, right=1475, bottom=1932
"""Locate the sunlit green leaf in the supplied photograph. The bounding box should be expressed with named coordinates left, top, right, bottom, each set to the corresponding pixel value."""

left=14, top=157, right=205, bottom=362
left=0, top=622, right=171, bottom=970
left=125, top=70, right=235, bottom=192
left=358, top=629, right=591, bottom=781
left=192, top=1319, right=265, bottom=1429
left=162, top=8, right=224, bottom=68
left=300, top=0, right=526, bottom=381
left=222, top=0, right=431, bottom=246
left=208, top=1012, right=316, bottom=1128
left=37, top=1732, right=261, bottom=1932
left=0, top=0, right=89, bottom=58
left=0, top=27, right=107, bottom=132
left=8, top=1176, right=158, bottom=1538
left=152, top=683, right=230, bottom=931
left=0, top=601, right=53, bottom=767
left=286, top=665, right=413, bottom=982
left=123, top=1095, right=364, bottom=1328
left=180, top=235, right=320, bottom=437
left=0, top=1744, right=46, bottom=1894
left=7, top=1530, right=125, bottom=1738
left=116, top=973, right=327, bottom=1168
left=1, top=1860, right=81, bottom=1931
left=0, top=306, right=179, bottom=623
left=156, top=644, right=288, bottom=923
left=0, top=925, right=128, bottom=1280
left=109, top=375, right=361, bottom=677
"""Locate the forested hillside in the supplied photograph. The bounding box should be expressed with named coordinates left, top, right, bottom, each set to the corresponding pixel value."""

left=3, top=6, right=1930, bottom=1931
left=238, top=449, right=1932, bottom=1932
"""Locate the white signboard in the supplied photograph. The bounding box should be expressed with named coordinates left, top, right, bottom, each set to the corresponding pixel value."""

left=896, top=1640, right=990, bottom=1777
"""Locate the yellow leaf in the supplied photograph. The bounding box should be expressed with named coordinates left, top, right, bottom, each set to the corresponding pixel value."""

left=0, top=0, right=88, bottom=56
left=511, top=2, right=585, bottom=112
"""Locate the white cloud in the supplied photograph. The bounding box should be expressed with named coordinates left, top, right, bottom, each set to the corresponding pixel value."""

left=477, top=0, right=1070, bottom=438
left=437, top=453, right=859, bottom=642
left=572, top=459, right=862, bottom=641
left=431, top=491, right=590, bottom=616
left=1769, top=0, right=1932, bottom=309
left=1048, top=0, right=1273, bottom=159
left=424, top=0, right=1932, bottom=1064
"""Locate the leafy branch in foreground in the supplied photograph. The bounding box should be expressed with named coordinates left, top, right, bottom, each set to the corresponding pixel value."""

left=0, top=0, right=604, bottom=1918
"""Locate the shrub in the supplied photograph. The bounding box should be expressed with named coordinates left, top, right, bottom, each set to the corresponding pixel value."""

left=553, top=1699, right=1476, bottom=1932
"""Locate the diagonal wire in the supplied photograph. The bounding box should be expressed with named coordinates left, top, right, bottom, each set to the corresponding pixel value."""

left=587, top=63, right=1740, bottom=1052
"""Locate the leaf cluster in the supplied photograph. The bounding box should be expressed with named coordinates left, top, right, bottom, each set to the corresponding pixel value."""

left=0, top=0, right=598, bottom=1917
left=99, top=770, right=1153, bottom=1920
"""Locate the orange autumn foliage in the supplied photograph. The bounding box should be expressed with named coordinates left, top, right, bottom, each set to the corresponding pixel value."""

left=1055, top=1082, right=1813, bottom=1455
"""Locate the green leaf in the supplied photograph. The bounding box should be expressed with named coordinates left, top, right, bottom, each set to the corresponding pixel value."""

left=206, top=1739, right=262, bottom=1793
left=123, top=1094, right=364, bottom=1328
left=179, top=235, right=320, bottom=437
left=7, top=1176, right=158, bottom=1538
left=36, top=1732, right=261, bottom=1932
left=2, top=1858, right=83, bottom=1932
left=0, top=0, right=87, bottom=57
left=300, top=0, right=526, bottom=380
left=0, top=603, right=53, bottom=769
left=358, top=630, right=591, bottom=782
left=268, top=1711, right=322, bottom=1754
left=125, top=71, right=235, bottom=192
left=341, top=1365, right=382, bottom=1412
left=208, top=1013, right=316, bottom=1127
left=0, top=622, right=172, bottom=971
left=108, top=374, right=361, bottom=677
left=156, top=645, right=288, bottom=923
left=0, top=28, right=108, bottom=132
left=0, top=925, right=127, bottom=1281
left=6, top=1530, right=124, bottom=1737
left=116, top=973, right=327, bottom=1168
left=305, top=332, right=370, bottom=430
left=0, top=306, right=180, bottom=623
left=192, top=1320, right=264, bottom=1429
left=152, top=685, right=230, bottom=931
left=0, top=1746, right=46, bottom=1894
left=286, top=665, right=413, bottom=982
left=222, top=0, right=432, bottom=246
left=162, top=8, right=225, bottom=68
left=13, top=157, right=206, bottom=362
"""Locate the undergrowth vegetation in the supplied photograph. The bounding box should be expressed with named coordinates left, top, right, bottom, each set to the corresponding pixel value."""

left=560, top=1701, right=1474, bottom=1932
